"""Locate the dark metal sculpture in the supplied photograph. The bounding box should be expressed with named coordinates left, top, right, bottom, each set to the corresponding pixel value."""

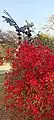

left=2, top=10, right=34, bottom=40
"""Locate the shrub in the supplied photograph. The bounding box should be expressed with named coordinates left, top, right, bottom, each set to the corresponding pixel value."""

left=4, top=40, right=54, bottom=120
left=39, top=34, right=54, bottom=51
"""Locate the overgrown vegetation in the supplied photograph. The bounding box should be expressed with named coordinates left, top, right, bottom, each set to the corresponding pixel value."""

left=0, top=12, right=54, bottom=119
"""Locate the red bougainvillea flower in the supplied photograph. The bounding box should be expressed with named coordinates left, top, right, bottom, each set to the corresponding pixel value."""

left=4, top=40, right=54, bottom=120
left=0, top=59, right=3, bottom=65
left=0, top=54, right=3, bottom=65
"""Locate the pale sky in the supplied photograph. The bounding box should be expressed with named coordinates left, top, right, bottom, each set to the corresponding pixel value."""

left=0, top=0, right=54, bottom=32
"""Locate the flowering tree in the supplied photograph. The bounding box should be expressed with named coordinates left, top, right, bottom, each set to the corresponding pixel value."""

left=0, top=10, right=53, bottom=119
left=4, top=40, right=54, bottom=120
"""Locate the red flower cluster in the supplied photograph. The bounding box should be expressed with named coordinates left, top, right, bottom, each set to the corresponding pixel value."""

left=4, top=41, right=54, bottom=120
left=0, top=54, right=3, bottom=65
left=5, top=47, right=15, bottom=62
